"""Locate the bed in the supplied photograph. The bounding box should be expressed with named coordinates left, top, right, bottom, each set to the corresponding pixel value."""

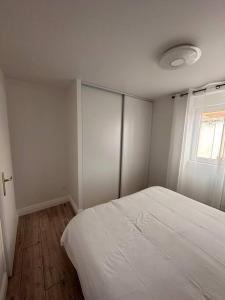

left=61, top=186, right=225, bottom=300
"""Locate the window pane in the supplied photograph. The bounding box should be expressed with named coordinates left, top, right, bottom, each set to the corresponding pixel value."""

left=212, top=120, right=223, bottom=159
left=197, top=121, right=215, bottom=158
left=221, top=126, right=225, bottom=159
left=197, top=111, right=225, bottom=160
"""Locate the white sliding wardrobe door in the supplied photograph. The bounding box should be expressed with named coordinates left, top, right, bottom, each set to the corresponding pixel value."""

left=121, top=96, right=152, bottom=196
left=82, top=86, right=122, bottom=208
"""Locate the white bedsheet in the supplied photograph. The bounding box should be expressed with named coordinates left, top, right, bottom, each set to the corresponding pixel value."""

left=61, top=186, right=225, bottom=300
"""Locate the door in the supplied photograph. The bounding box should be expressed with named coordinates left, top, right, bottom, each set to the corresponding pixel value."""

left=0, top=220, right=7, bottom=300
left=121, top=96, right=152, bottom=196
left=82, top=85, right=122, bottom=208
left=0, top=70, right=18, bottom=275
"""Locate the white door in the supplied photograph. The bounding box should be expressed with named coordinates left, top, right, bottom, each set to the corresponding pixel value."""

left=0, top=221, right=7, bottom=300
left=82, top=86, right=122, bottom=208
left=0, top=70, right=18, bottom=275
left=121, top=96, right=152, bottom=196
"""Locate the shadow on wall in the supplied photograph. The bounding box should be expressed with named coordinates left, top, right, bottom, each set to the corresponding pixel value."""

left=149, top=96, right=173, bottom=187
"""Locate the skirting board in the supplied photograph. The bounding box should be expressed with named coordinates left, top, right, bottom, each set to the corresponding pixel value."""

left=0, top=272, right=8, bottom=300
left=17, top=195, right=70, bottom=216
left=68, top=195, right=80, bottom=214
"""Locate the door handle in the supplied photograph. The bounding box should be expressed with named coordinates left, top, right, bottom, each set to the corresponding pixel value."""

left=1, top=172, right=13, bottom=196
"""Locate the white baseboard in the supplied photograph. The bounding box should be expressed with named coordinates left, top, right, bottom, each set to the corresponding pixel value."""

left=68, top=195, right=83, bottom=214
left=0, top=272, right=8, bottom=300
left=17, top=195, right=70, bottom=216
left=68, top=195, right=79, bottom=214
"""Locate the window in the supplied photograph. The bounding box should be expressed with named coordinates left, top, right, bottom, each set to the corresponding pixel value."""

left=197, top=111, right=225, bottom=160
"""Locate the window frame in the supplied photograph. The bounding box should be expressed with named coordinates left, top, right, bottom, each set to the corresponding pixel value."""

left=191, top=105, right=225, bottom=165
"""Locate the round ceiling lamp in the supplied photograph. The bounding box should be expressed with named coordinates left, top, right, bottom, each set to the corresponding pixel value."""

left=159, top=44, right=201, bottom=70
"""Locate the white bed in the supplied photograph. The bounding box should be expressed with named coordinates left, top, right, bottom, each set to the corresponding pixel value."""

left=61, top=186, right=225, bottom=300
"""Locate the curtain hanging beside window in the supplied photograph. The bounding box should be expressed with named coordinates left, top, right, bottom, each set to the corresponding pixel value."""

left=167, top=85, right=225, bottom=211
left=166, top=94, right=188, bottom=191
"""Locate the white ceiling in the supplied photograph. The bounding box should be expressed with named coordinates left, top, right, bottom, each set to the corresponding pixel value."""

left=0, top=0, right=225, bottom=99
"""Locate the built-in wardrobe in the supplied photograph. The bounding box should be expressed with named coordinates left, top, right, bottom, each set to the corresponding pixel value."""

left=72, top=81, right=152, bottom=209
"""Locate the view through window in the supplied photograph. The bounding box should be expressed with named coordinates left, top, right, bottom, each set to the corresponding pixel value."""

left=197, top=111, right=225, bottom=160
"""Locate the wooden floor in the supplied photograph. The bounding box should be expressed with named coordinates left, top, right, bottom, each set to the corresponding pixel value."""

left=7, top=202, right=84, bottom=300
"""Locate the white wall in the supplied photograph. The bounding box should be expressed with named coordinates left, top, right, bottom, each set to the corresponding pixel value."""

left=6, top=79, right=69, bottom=210
left=149, top=96, right=173, bottom=187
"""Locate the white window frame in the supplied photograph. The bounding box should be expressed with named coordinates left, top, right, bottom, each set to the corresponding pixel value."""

left=191, top=104, right=225, bottom=165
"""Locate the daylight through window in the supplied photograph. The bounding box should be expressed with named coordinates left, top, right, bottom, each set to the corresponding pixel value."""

left=197, top=111, right=225, bottom=160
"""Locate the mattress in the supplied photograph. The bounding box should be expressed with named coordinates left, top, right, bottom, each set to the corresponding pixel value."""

left=61, top=186, right=225, bottom=300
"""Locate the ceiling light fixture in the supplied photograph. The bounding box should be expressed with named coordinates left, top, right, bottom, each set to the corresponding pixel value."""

left=159, top=44, right=201, bottom=70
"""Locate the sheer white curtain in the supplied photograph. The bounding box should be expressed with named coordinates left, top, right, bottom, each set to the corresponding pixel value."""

left=167, top=86, right=225, bottom=210
left=166, top=94, right=188, bottom=191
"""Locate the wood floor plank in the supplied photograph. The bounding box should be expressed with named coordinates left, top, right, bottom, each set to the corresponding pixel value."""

left=40, top=203, right=76, bottom=289
left=39, top=210, right=50, bottom=232
left=6, top=273, right=21, bottom=300
left=22, top=212, right=41, bottom=248
left=46, top=279, right=83, bottom=300
left=12, top=218, right=25, bottom=275
left=40, top=208, right=64, bottom=288
left=47, top=204, right=69, bottom=239
left=41, top=227, right=74, bottom=289
left=61, top=203, right=75, bottom=226
left=22, top=242, right=43, bottom=271
left=20, top=267, right=45, bottom=300
left=7, top=202, right=83, bottom=299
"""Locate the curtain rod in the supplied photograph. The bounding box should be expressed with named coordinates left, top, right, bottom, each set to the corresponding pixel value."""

left=82, top=81, right=152, bottom=102
left=171, top=83, right=225, bottom=99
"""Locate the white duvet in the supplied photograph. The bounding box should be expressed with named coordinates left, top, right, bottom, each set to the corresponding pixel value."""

left=61, top=186, right=225, bottom=300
